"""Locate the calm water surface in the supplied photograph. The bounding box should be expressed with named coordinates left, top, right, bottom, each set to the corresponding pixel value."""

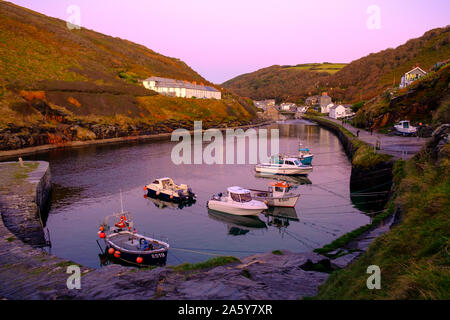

left=25, top=120, right=371, bottom=268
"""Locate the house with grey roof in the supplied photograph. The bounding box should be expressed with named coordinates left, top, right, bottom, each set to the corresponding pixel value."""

left=399, top=66, right=427, bottom=88
left=141, top=76, right=221, bottom=99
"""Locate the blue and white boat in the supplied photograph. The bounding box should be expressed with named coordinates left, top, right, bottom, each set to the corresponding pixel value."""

left=297, top=147, right=314, bottom=165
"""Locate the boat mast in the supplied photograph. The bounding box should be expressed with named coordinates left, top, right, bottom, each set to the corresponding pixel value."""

left=120, top=189, right=124, bottom=213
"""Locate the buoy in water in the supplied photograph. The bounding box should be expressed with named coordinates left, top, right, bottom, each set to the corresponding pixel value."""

left=99, top=226, right=104, bottom=232
left=143, top=186, right=147, bottom=191
left=108, top=248, right=115, bottom=255
left=99, top=232, right=106, bottom=239
left=136, top=257, right=143, bottom=264
left=114, top=251, right=121, bottom=258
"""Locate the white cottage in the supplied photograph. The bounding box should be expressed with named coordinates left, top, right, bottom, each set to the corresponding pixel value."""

left=399, top=66, right=427, bottom=88
left=142, top=76, right=221, bottom=99
left=329, top=105, right=346, bottom=119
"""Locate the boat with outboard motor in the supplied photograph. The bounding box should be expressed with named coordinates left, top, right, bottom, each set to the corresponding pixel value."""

left=97, top=196, right=169, bottom=266
left=144, top=177, right=196, bottom=203
left=249, top=181, right=300, bottom=207
left=255, top=156, right=313, bottom=175
left=207, top=186, right=268, bottom=216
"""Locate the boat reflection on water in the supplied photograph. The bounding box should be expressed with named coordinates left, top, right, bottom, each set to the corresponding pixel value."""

left=144, top=194, right=196, bottom=210
left=254, top=172, right=312, bottom=186
left=207, top=209, right=267, bottom=236
left=264, top=207, right=299, bottom=234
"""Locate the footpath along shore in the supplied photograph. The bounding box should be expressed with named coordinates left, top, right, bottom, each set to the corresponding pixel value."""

left=0, top=118, right=414, bottom=299
left=306, top=116, right=430, bottom=160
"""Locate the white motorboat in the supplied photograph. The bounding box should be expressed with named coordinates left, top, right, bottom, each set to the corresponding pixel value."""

left=207, top=186, right=268, bottom=216
left=249, top=181, right=300, bottom=208
left=394, top=120, right=417, bottom=135
left=144, top=177, right=196, bottom=203
left=255, top=157, right=313, bottom=175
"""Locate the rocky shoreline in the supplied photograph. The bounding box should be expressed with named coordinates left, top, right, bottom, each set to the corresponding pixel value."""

left=0, top=119, right=273, bottom=160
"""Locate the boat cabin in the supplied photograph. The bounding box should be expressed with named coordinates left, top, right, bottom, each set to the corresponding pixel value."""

left=270, top=156, right=302, bottom=167
left=298, top=148, right=310, bottom=154
left=152, top=177, right=175, bottom=189
left=396, top=120, right=411, bottom=129
left=270, top=181, right=291, bottom=196
left=228, top=186, right=253, bottom=203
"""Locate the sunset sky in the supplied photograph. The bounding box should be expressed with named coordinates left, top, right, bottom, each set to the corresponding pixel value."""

left=9, top=0, right=450, bottom=83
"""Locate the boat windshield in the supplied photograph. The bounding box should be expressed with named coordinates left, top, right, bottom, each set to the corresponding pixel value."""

left=240, top=192, right=252, bottom=202
left=293, top=160, right=301, bottom=166
left=230, top=192, right=252, bottom=202
left=403, top=122, right=409, bottom=128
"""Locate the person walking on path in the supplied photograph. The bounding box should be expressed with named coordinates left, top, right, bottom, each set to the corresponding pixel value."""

left=356, top=130, right=360, bottom=137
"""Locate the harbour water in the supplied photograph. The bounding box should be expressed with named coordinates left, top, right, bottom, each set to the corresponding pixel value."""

left=24, top=120, right=373, bottom=268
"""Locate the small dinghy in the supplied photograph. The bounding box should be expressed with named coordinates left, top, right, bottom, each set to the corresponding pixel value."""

left=144, top=177, right=196, bottom=203
left=97, top=196, right=169, bottom=267
left=207, top=186, right=268, bottom=216
left=255, top=156, right=313, bottom=176
left=249, top=181, right=300, bottom=208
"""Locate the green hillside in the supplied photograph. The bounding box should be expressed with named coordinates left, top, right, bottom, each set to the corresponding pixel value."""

left=221, top=64, right=333, bottom=103
left=316, top=133, right=450, bottom=299
left=0, top=2, right=259, bottom=151
left=353, top=63, right=450, bottom=130
left=223, top=26, right=450, bottom=104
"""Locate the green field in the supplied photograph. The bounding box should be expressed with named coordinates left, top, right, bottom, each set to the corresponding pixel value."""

left=283, top=63, right=347, bottom=74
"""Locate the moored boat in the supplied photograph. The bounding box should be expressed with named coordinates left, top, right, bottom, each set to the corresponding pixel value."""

left=249, top=181, right=300, bottom=208
left=207, top=186, right=268, bottom=216
left=144, top=177, right=196, bottom=203
left=97, top=199, right=169, bottom=267
left=297, top=147, right=314, bottom=165
left=255, top=156, right=313, bottom=176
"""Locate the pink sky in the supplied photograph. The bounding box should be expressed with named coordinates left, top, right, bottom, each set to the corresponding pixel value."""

left=9, top=0, right=450, bottom=83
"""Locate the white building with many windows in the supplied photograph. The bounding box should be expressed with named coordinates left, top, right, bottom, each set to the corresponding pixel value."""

left=141, top=76, right=221, bottom=99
